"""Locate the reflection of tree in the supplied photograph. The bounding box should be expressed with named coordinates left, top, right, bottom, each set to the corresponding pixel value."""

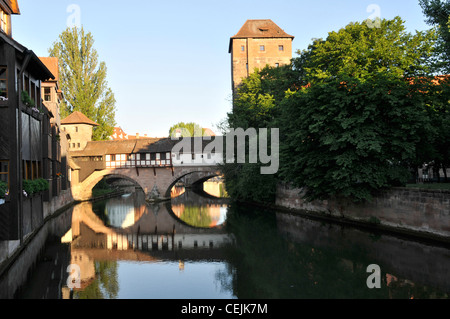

left=180, top=205, right=212, bottom=228
left=91, top=200, right=111, bottom=226
left=74, top=261, right=119, bottom=299
left=223, top=204, right=449, bottom=299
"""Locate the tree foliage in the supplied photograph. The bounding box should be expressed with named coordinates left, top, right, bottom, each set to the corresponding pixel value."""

left=295, top=16, right=436, bottom=83
left=419, top=0, right=450, bottom=73
left=168, top=122, right=206, bottom=137
left=49, top=27, right=117, bottom=141
left=279, top=74, right=433, bottom=202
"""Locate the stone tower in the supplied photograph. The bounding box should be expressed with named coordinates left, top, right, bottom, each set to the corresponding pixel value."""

left=61, top=111, right=99, bottom=151
left=229, top=19, right=294, bottom=95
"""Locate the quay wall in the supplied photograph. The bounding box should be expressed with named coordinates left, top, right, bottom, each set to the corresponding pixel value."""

left=275, top=184, right=450, bottom=243
left=0, top=190, right=75, bottom=298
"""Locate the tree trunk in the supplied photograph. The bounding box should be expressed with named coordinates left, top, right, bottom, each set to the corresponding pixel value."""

left=442, top=163, right=448, bottom=183
left=434, top=164, right=441, bottom=183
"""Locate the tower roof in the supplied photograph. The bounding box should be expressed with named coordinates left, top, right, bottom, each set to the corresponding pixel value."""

left=231, top=19, right=294, bottom=39
left=61, top=111, right=99, bottom=126
left=229, top=19, right=294, bottom=53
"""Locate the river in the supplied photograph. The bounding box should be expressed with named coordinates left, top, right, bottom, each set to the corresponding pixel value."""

left=16, top=181, right=450, bottom=299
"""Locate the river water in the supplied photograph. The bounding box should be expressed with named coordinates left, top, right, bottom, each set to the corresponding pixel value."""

left=17, top=182, right=450, bottom=299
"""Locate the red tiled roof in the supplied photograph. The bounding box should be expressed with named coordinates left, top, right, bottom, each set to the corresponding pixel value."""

left=39, top=57, right=59, bottom=82
left=231, top=19, right=294, bottom=39
left=111, top=127, right=150, bottom=140
left=61, top=111, right=99, bottom=126
left=203, top=128, right=216, bottom=137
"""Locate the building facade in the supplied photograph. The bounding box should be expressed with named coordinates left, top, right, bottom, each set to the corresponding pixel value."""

left=229, top=19, right=294, bottom=94
left=0, top=0, right=56, bottom=240
left=39, top=57, right=71, bottom=199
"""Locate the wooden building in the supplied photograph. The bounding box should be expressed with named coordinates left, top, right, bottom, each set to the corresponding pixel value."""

left=0, top=0, right=56, bottom=240
left=39, top=57, right=71, bottom=199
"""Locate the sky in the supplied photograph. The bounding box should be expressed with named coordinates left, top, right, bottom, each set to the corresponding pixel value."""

left=12, top=0, right=431, bottom=137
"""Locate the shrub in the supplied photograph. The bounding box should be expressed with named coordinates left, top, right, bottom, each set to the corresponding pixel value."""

left=22, top=179, right=49, bottom=196
left=0, top=181, right=7, bottom=199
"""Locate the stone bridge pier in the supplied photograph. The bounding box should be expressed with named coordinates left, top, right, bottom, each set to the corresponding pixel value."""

left=71, top=166, right=222, bottom=202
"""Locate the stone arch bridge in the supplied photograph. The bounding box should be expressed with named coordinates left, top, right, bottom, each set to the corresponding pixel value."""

left=69, top=137, right=224, bottom=201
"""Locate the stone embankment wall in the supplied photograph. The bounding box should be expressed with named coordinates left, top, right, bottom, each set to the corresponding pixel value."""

left=275, top=184, right=450, bottom=242
left=0, top=189, right=76, bottom=298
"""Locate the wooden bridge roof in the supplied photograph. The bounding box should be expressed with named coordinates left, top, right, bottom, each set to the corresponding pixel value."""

left=70, top=137, right=225, bottom=157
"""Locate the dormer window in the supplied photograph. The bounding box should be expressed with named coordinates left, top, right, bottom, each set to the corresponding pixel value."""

left=259, top=27, right=269, bottom=32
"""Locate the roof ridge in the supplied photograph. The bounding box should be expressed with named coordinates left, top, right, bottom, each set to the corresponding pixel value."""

left=231, top=19, right=294, bottom=39
left=61, top=111, right=99, bottom=126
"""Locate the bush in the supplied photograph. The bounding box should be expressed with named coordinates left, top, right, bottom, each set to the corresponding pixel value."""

left=22, top=179, right=49, bottom=196
left=35, top=178, right=49, bottom=192
left=0, top=181, right=7, bottom=199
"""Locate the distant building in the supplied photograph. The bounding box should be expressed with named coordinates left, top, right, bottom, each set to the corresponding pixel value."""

left=39, top=57, right=71, bottom=198
left=61, top=111, right=99, bottom=151
left=229, top=19, right=294, bottom=96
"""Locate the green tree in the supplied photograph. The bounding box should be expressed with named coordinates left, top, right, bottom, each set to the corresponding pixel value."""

left=295, top=17, right=436, bottom=84
left=223, top=66, right=293, bottom=203
left=419, top=0, right=450, bottom=73
left=169, top=122, right=205, bottom=137
left=49, top=27, right=117, bottom=141
left=279, top=74, right=433, bottom=202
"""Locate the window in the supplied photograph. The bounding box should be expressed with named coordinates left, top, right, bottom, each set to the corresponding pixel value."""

left=275, top=63, right=280, bottom=68
left=279, top=45, right=284, bottom=51
left=24, top=75, right=29, bottom=95
left=0, top=9, right=8, bottom=34
left=110, top=155, right=116, bottom=161
left=241, top=45, right=245, bottom=52
left=0, top=66, right=7, bottom=100
left=75, top=127, right=78, bottom=133
left=31, top=82, right=36, bottom=106
left=77, top=143, right=80, bottom=148
left=260, top=45, right=265, bottom=51
left=0, top=160, right=9, bottom=188
left=44, top=87, right=51, bottom=101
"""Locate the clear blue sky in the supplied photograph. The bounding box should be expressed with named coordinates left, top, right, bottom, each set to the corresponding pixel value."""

left=12, top=0, right=430, bottom=137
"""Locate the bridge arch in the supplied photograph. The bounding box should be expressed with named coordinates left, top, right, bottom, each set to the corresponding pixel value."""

left=72, top=169, right=147, bottom=201
left=164, top=169, right=222, bottom=198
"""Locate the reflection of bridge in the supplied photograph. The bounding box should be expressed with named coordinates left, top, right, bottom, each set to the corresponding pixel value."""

left=64, top=192, right=232, bottom=251
left=62, top=191, right=233, bottom=291
left=69, top=137, right=224, bottom=201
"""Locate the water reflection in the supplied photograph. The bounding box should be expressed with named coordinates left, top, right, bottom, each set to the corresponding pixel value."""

left=55, top=186, right=234, bottom=299
left=17, top=186, right=450, bottom=299
left=223, top=204, right=450, bottom=299
left=170, top=190, right=229, bottom=228
left=203, top=180, right=228, bottom=198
